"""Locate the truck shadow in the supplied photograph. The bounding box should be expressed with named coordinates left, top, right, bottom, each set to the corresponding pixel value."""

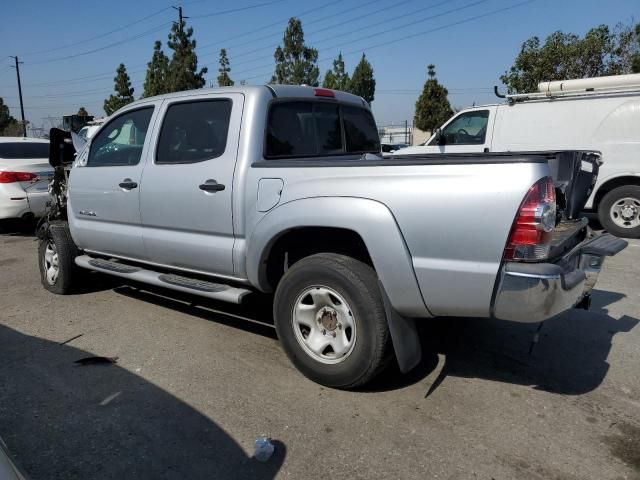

left=0, top=324, right=285, bottom=480
left=111, top=281, right=638, bottom=398
left=370, top=289, right=638, bottom=396
left=0, top=218, right=37, bottom=237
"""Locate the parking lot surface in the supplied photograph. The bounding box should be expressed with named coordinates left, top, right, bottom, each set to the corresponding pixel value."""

left=1, top=221, right=639, bottom=479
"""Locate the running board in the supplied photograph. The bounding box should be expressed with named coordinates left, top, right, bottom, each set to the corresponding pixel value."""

left=75, top=255, right=251, bottom=304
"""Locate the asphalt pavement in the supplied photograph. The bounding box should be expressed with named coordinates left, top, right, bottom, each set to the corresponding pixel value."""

left=0, top=219, right=639, bottom=479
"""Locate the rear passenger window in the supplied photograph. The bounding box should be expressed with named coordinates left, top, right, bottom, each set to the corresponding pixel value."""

left=156, top=99, right=232, bottom=164
left=265, top=101, right=379, bottom=159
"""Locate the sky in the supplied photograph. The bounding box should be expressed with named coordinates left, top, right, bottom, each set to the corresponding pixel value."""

left=0, top=0, right=637, bottom=133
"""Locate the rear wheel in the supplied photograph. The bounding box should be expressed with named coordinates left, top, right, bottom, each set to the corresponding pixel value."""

left=38, top=222, right=79, bottom=294
left=598, top=186, right=640, bottom=239
left=273, top=253, right=392, bottom=389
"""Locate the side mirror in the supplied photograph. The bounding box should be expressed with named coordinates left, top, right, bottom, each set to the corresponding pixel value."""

left=434, top=128, right=446, bottom=146
left=48, top=128, right=76, bottom=167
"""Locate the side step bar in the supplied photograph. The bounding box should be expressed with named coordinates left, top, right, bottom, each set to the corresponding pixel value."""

left=75, top=255, right=251, bottom=304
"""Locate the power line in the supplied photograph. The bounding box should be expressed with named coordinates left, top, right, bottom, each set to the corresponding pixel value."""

left=26, top=22, right=173, bottom=66
left=198, top=0, right=388, bottom=58
left=13, top=0, right=366, bottom=89
left=197, top=0, right=343, bottom=51
left=234, top=0, right=488, bottom=75
left=238, top=0, right=536, bottom=82
left=21, top=6, right=173, bottom=57
left=190, top=0, right=286, bottom=20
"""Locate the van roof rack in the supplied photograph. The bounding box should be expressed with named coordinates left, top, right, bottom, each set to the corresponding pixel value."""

left=500, top=73, right=640, bottom=103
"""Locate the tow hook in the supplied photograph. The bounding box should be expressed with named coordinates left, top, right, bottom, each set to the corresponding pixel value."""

left=575, top=294, right=592, bottom=311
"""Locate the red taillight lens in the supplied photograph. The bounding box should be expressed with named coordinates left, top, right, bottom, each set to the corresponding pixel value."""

left=314, top=88, right=335, bottom=98
left=0, top=171, right=38, bottom=183
left=504, top=176, right=556, bottom=261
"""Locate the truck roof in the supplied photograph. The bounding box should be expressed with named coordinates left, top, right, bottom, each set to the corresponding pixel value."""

left=133, top=84, right=368, bottom=108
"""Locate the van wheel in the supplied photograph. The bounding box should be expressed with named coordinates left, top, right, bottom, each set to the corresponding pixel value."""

left=598, top=186, right=640, bottom=239
left=38, top=222, right=79, bottom=294
left=273, top=253, right=392, bottom=389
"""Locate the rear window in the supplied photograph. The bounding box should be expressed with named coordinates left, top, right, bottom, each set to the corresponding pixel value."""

left=265, top=101, right=379, bottom=159
left=0, top=142, right=49, bottom=159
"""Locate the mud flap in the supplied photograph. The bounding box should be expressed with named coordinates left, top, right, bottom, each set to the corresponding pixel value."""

left=379, top=282, right=422, bottom=373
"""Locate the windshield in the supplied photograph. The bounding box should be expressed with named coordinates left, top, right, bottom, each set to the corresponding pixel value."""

left=0, top=142, right=49, bottom=159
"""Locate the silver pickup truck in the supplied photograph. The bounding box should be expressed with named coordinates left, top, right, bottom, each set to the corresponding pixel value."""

left=39, top=85, right=627, bottom=389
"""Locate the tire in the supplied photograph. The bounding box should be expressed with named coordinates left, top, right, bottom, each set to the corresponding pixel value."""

left=273, top=253, right=392, bottom=389
left=38, top=222, right=79, bottom=294
left=598, top=186, right=640, bottom=239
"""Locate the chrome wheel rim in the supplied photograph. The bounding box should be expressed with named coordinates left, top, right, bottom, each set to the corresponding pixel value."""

left=291, top=286, right=357, bottom=364
left=43, top=240, right=59, bottom=285
left=610, top=197, right=640, bottom=229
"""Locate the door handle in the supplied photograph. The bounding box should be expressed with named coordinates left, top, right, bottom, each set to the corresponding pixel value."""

left=119, top=179, right=138, bottom=190
left=199, top=180, right=225, bottom=193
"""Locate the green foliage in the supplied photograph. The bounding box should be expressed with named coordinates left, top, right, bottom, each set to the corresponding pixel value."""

left=103, top=64, right=135, bottom=116
left=167, top=19, right=207, bottom=92
left=0, top=97, right=17, bottom=135
left=271, top=18, right=319, bottom=86
left=217, top=49, right=234, bottom=87
left=413, top=64, right=453, bottom=132
left=322, top=53, right=350, bottom=91
left=2, top=120, right=28, bottom=137
left=501, top=23, right=640, bottom=93
left=349, top=53, right=376, bottom=103
left=77, top=106, right=89, bottom=116
left=143, top=41, right=170, bottom=97
left=631, top=24, right=640, bottom=73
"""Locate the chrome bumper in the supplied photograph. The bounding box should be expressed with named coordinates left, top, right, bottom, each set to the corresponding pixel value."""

left=492, top=233, right=627, bottom=323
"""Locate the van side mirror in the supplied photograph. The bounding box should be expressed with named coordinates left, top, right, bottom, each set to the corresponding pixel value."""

left=434, top=128, right=446, bottom=145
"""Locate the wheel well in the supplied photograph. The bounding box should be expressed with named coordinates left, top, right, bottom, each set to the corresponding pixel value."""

left=594, top=176, right=640, bottom=208
left=264, top=227, right=373, bottom=291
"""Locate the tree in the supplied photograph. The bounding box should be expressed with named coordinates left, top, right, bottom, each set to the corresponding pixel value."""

left=270, top=18, right=319, bottom=86
left=631, top=24, right=640, bottom=73
left=167, top=19, right=207, bottom=92
left=2, top=120, right=28, bottom=137
left=77, top=107, right=89, bottom=116
left=349, top=53, right=375, bottom=103
left=217, top=49, right=234, bottom=87
left=143, top=40, right=170, bottom=97
left=0, top=97, right=17, bottom=134
left=103, top=64, right=135, bottom=116
left=502, top=23, right=640, bottom=93
left=413, top=64, right=453, bottom=132
left=322, top=52, right=350, bottom=91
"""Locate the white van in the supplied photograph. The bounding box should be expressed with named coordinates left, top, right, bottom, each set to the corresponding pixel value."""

left=397, top=74, right=640, bottom=238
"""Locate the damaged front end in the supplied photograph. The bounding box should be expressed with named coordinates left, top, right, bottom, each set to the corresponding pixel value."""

left=36, top=128, right=76, bottom=239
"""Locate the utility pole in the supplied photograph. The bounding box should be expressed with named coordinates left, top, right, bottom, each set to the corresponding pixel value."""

left=9, top=56, right=27, bottom=137
left=172, top=5, right=188, bottom=33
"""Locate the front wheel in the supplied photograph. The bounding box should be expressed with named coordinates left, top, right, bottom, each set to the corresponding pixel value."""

left=598, top=186, right=640, bottom=239
left=38, top=222, right=79, bottom=294
left=273, top=253, right=392, bottom=389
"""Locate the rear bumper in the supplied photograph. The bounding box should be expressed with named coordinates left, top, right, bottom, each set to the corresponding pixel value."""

left=492, top=233, right=627, bottom=323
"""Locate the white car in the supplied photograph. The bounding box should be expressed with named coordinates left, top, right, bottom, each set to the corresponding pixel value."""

left=0, top=137, right=52, bottom=220
left=395, top=73, right=640, bottom=238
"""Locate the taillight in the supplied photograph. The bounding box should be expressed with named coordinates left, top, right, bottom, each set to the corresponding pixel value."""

left=504, top=176, right=556, bottom=261
left=0, top=171, right=38, bottom=183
